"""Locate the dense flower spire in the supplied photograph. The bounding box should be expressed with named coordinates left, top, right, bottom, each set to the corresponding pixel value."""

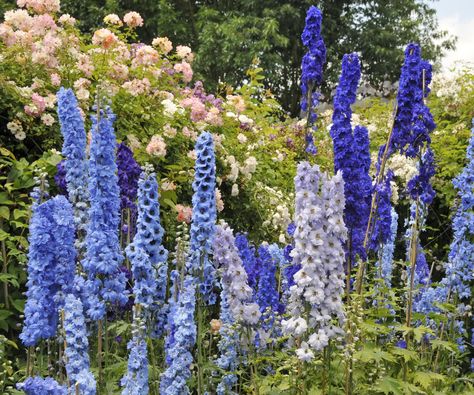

left=121, top=309, right=149, bottom=395
left=283, top=163, right=347, bottom=360
left=369, top=170, right=394, bottom=251
left=300, top=5, right=326, bottom=154
left=126, top=171, right=168, bottom=336
left=213, top=224, right=261, bottom=325
left=160, top=275, right=196, bottom=395
left=330, top=53, right=371, bottom=260
left=20, top=196, right=76, bottom=347
left=442, top=122, right=474, bottom=299
left=188, top=131, right=218, bottom=304
left=57, top=88, right=89, bottom=245
left=375, top=208, right=398, bottom=289
left=82, top=106, right=127, bottom=320
left=64, top=294, right=96, bottom=395
left=17, top=377, right=67, bottom=395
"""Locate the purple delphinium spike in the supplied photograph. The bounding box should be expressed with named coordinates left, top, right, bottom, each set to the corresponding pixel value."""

left=300, top=6, right=326, bottom=154
left=20, top=196, right=76, bottom=347
left=235, top=233, right=259, bottom=291
left=369, top=170, right=394, bottom=251
left=330, top=53, right=371, bottom=261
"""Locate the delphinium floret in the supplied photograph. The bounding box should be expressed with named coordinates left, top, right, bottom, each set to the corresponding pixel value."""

left=235, top=233, right=259, bottom=291
left=63, top=293, right=96, bottom=395
left=20, top=196, right=76, bottom=347
left=82, top=105, right=127, bottom=320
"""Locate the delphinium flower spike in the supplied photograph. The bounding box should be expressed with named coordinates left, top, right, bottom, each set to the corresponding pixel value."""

left=126, top=171, right=168, bottom=336
left=188, top=131, right=218, bottom=304
left=20, top=196, right=76, bottom=347
left=374, top=208, right=398, bottom=289
left=235, top=233, right=259, bottom=291
left=330, top=53, right=372, bottom=261
left=300, top=6, right=326, bottom=154
left=82, top=105, right=127, bottom=320
left=369, top=170, right=394, bottom=251
left=57, top=88, right=89, bottom=248
left=121, top=307, right=149, bottom=395
left=63, top=294, right=96, bottom=395
left=16, top=376, right=67, bottom=395
left=282, top=162, right=347, bottom=360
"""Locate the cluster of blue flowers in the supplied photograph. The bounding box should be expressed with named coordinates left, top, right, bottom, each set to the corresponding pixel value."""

left=160, top=275, right=196, bottom=395
left=82, top=106, right=127, bottom=320
left=126, top=173, right=168, bottom=309
left=121, top=309, right=149, bottom=395
left=64, top=294, right=96, bottom=395
left=57, top=88, right=89, bottom=245
left=17, top=376, right=66, bottom=395
left=188, top=132, right=218, bottom=304
left=374, top=208, right=398, bottom=289
left=20, top=196, right=76, bottom=347
left=330, top=53, right=372, bottom=261
left=300, top=6, right=326, bottom=154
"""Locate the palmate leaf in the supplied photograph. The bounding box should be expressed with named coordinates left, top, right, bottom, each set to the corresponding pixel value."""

left=377, top=376, right=404, bottom=395
left=355, top=344, right=396, bottom=363
left=412, top=371, right=445, bottom=390
left=390, top=347, right=419, bottom=362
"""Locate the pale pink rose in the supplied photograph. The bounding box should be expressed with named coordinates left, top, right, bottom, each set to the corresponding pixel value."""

left=161, top=180, right=177, bottom=191
left=215, top=189, right=224, bottom=212
left=30, top=14, right=57, bottom=36
left=146, top=135, right=167, bottom=157
left=123, top=11, right=143, bottom=28
left=227, top=95, right=246, bottom=113
left=163, top=124, right=177, bottom=138
left=113, top=42, right=131, bottom=62
left=174, top=61, right=193, bottom=83
left=210, top=319, right=222, bottom=334
left=0, top=24, right=17, bottom=47
left=4, top=9, right=31, bottom=30
left=152, top=37, right=172, bottom=54
left=181, top=97, right=206, bottom=122
left=24, top=93, right=45, bottom=116
left=205, top=107, right=222, bottom=126
left=92, top=28, right=118, bottom=49
left=41, top=113, right=55, bottom=126
left=237, top=133, right=247, bottom=144
left=132, top=45, right=159, bottom=67
left=103, top=14, right=122, bottom=26
left=76, top=54, right=94, bottom=77
left=109, top=64, right=129, bottom=80
left=175, top=204, right=192, bottom=223
left=73, top=78, right=90, bottom=90
left=182, top=126, right=197, bottom=140
left=122, top=78, right=151, bottom=96
left=58, top=14, right=76, bottom=25
left=44, top=93, right=56, bottom=108
left=187, top=150, right=197, bottom=160
left=50, top=73, right=61, bottom=86
left=127, top=134, right=141, bottom=150
left=75, top=88, right=89, bottom=101
left=175, top=45, right=193, bottom=61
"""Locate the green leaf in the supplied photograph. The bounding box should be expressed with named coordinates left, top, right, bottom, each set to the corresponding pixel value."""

left=0, top=309, right=12, bottom=320
left=13, top=209, right=28, bottom=220
left=0, top=206, right=9, bottom=220
left=390, top=347, right=419, bottom=362
left=11, top=298, right=25, bottom=312
left=377, top=376, right=404, bottom=395
left=413, top=326, right=434, bottom=342
left=412, top=371, right=445, bottom=390
left=354, top=344, right=396, bottom=363
left=0, top=229, right=9, bottom=241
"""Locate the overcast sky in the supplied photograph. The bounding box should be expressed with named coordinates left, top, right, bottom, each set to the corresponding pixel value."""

left=432, top=0, right=474, bottom=69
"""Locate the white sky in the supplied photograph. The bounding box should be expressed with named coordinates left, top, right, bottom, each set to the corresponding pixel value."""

left=432, top=0, right=474, bottom=69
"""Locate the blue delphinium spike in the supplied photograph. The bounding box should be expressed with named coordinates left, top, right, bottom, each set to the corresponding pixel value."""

left=83, top=106, right=127, bottom=320
left=235, top=233, right=259, bottom=291
left=188, top=132, right=218, bottom=305
left=63, top=294, right=96, bottom=395
left=121, top=308, right=149, bottom=395
left=57, top=88, right=89, bottom=246
left=20, top=196, right=76, bottom=347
